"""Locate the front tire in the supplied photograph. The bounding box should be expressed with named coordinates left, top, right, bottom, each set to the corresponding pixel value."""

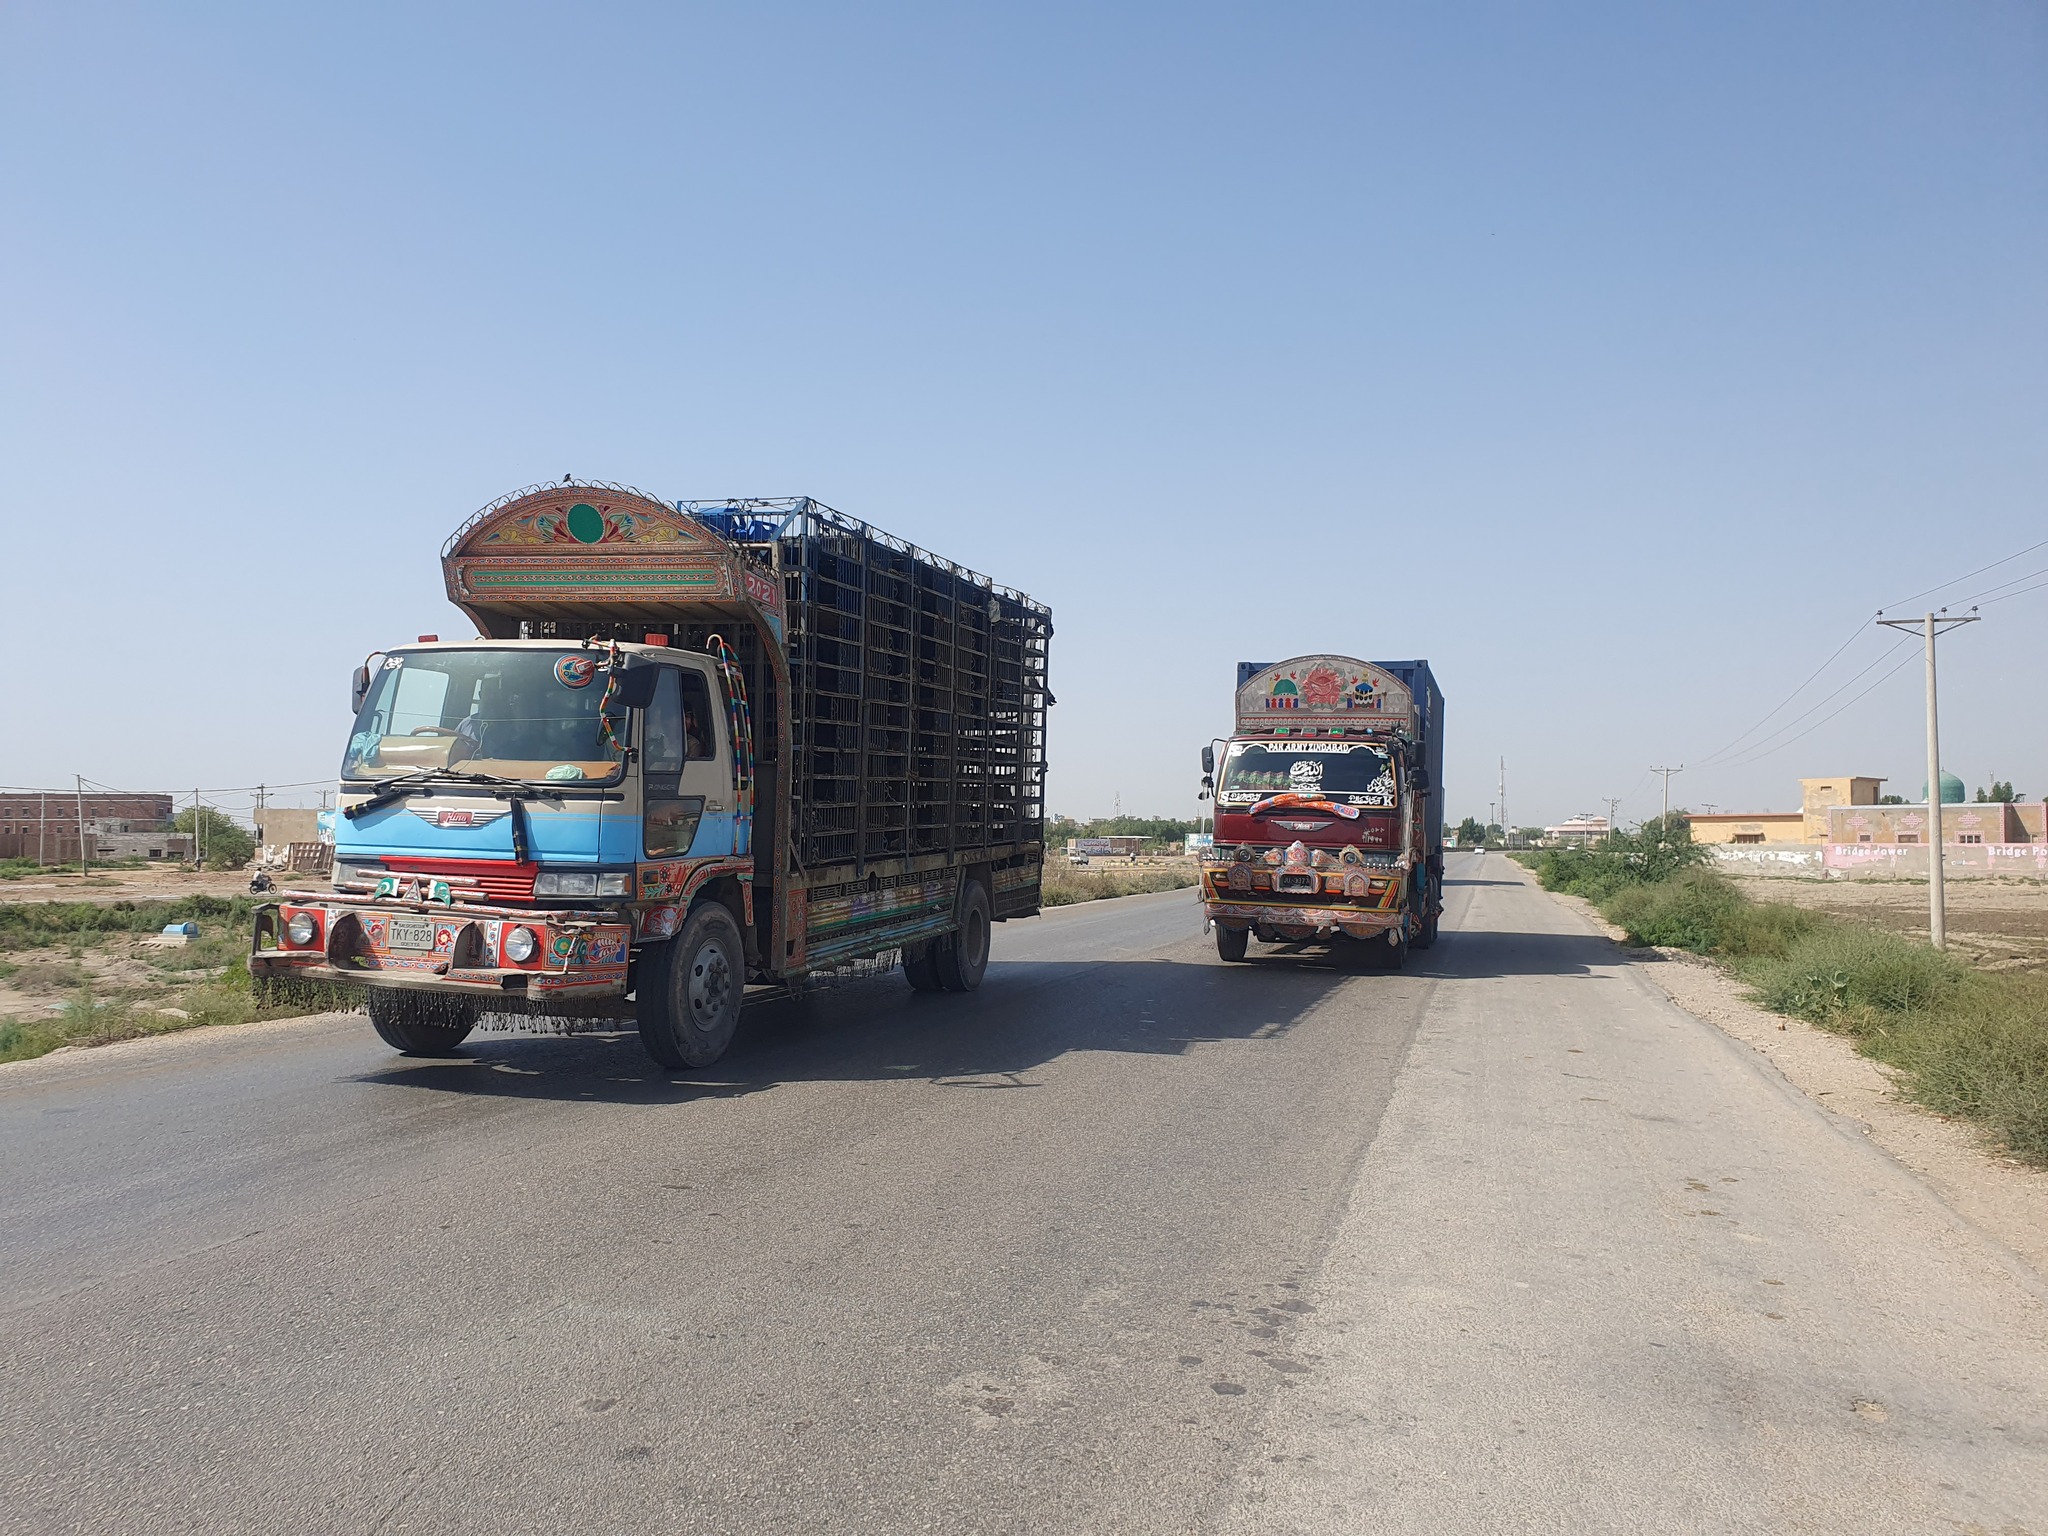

left=1215, top=925, right=1250, bottom=962
left=637, top=903, right=745, bottom=1070
left=935, top=880, right=991, bottom=992
left=368, top=990, right=478, bottom=1055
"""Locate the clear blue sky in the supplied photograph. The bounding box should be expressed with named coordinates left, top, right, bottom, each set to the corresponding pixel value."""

left=4, top=1, right=2044, bottom=827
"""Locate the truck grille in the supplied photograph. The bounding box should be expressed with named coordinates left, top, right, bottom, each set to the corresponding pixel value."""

left=381, top=857, right=537, bottom=904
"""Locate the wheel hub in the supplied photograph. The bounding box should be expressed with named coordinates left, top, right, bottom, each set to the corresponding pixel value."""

left=688, top=945, right=731, bottom=1022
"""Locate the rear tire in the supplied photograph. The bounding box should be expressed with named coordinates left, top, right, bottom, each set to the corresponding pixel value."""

left=902, top=940, right=946, bottom=992
left=1215, top=925, right=1250, bottom=962
left=637, top=903, right=745, bottom=1070
left=368, top=990, right=478, bottom=1055
left=935, top=880, right=991, bottom=992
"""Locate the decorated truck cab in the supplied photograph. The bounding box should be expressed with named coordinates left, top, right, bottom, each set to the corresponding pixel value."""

left=1198, top=656, right=1444, bottom=967
left=250, top=482, right=1051, bottom=1069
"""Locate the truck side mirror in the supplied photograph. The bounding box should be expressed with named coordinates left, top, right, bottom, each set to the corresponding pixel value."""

left=1200, top=745, right=1215, bottom=775
left=351, top=664, right=372, bottom=713
left=1408, top=767, right=1432, bottom=792
left=609, top=664, right=661, bottom=710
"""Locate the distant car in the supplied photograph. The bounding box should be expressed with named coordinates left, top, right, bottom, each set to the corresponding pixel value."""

left=1068, top=852, right=1091, bottom=866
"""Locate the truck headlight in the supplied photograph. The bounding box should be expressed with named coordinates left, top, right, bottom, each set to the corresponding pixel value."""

left=502, top=925, right=540, bottom=964
left=285, top=912, right=320, bottom=946
left=534, top=872, right=597, bottom=897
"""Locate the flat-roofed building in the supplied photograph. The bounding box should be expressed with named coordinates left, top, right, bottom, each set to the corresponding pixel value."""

left=1800, top=776, right=1885, bottom=843
left=1543, top=813, right=1608, bottom=844
left=1686, top=812, right=1807, bottom=846
left=1829, top=801, right=2043, bottom=845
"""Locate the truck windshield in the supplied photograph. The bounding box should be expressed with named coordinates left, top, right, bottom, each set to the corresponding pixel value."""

left=1218, top=741, right=1395, bottom=808
left=342, top=649, right=627, bottom=785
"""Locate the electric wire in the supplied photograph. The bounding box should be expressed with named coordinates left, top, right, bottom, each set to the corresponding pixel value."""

left=1688, top=614, right=1876, bottom=768
left=1696, top=631, right=1914, bottom=772
left=1881, top=535, right=2048, bottom=613
left=1711, top=645, right=1923, bottom=772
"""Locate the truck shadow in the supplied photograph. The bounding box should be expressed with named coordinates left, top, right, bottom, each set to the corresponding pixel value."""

left=357, top=918, right=1624, bottom=1106
left=355, top=955, right=1355, bottom=1106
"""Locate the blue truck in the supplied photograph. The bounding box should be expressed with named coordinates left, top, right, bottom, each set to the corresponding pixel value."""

left=251, top=481, right=1052, bottom=1069
left=1197, top=656, right=1444, bottom=967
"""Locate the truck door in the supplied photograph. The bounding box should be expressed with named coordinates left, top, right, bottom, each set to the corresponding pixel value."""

left=641, top=664, right=733, bottom=860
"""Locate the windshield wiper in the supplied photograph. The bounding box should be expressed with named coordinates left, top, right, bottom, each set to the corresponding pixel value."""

left=343, top=767, right=554, bottom=819
left=344, top=768, right=572, bottom=861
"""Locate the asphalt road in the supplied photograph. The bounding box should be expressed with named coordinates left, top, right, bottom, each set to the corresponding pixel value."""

left=4, top=858, right=2044, bottom=1534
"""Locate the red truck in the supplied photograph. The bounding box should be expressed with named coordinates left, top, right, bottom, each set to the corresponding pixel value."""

left=1198, top=656, right=1444, bottom=968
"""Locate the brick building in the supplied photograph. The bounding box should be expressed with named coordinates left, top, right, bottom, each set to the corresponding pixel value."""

left=0, top=791, right=184, bottom=863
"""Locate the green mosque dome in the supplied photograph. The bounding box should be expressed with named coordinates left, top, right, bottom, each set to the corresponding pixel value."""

left=1921, top=771, right=1965, bottom=804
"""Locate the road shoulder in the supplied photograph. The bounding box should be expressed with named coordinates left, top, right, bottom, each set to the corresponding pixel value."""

left=1540, top=877, right=2048, bottom=1283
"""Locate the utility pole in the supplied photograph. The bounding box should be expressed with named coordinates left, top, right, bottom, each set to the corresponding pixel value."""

left=38, top=790, right=46, bottom=865
left=1498, top=758, right=1506, bottom=839
left=1651, top=766, right=1683, bottom=823
left=1601, top=796, right=1621, bottom=834
left=1877, top=608, right=1980, bottom=951
left=75, top=776, right=88, bottom=872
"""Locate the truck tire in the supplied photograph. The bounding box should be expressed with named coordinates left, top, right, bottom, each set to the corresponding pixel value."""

left=1413, top=908, right=1440, bottom=950
left=902, top=940, right=946, bottom=993
left=636, top=903, right=745, bottom=1070
left=1215, top=925, right=1250, bottom=963
left=935, top=880, right=991, bottom=992
left=368, top=990, right=478, bottom=1055
left=1380, top=927, right=1410, bottom=971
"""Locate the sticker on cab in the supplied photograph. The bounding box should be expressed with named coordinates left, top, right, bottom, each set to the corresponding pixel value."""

left=555, top=655, right=597, bottom=689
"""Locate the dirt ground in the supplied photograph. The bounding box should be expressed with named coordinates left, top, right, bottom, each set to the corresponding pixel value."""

left=0, top=924, right=243, bottom=1032
left=0, top=863, right=259, bottom=905
left=1727, top=875, right=2048, bottom=972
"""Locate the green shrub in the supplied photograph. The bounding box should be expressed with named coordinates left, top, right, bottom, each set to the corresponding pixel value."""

left=1526, top=815, right=1709, bottom=901
left=1743, top=924, right=1965, bottom=1031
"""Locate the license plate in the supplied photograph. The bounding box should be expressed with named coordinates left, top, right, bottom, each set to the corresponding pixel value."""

left=387, top=916, right=437, bottom=952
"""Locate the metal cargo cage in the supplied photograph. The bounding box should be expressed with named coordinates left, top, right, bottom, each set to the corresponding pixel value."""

left=689, top=499, right=1051, bottom=872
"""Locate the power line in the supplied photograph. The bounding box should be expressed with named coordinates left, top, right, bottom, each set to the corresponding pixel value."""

left=1711, top=645, right=1923, bottom=771
left=1700, top=633, right=1916, bottom=772
left=1693, top=530, right=2048, bottom=776
left=1961, top=565, right=2048, bottom=608
left=1690, top=614, right=1876, bottom=768
left=1883, top=535, right=2048, bottom=613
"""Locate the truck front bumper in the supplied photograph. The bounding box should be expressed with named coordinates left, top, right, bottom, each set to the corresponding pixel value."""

left=1202, top=899, right=1404, bottom=941
left=250, top=896, right=632, bottom=1002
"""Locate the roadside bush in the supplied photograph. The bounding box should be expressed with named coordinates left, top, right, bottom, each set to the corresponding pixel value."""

left=1525, top=815, right=1709, bottom=902
left=1743, top=924, right=1965, bottom=1032
left=1603, top=869, right=1819, bottom=958
left=1041, top=864, right=1197, bottom=907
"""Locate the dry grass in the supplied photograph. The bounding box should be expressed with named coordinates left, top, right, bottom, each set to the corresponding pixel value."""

left=1041, top=861, right=1199, bottom=907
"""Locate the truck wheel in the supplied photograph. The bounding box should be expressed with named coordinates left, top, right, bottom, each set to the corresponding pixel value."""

left=935, top=880, right=991, bottom=992
left=368, top=991, right=478, bottom=1055
left=902, top=940, right=946, bottom=993
left=1413, top=909, right=1440, bottom=950
left=1380, top=928, right=1410, bottom=971
left=637, top=903, right=745, bottom=1070
left=1215, top=925, right=1249, bottom=963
